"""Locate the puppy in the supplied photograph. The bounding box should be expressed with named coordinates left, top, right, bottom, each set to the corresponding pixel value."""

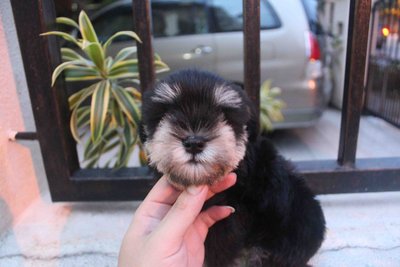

left=141, top=69, right=325, bottom=267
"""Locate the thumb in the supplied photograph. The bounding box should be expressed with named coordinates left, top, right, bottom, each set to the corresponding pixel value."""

left=152, top=185, right=208, bottom=245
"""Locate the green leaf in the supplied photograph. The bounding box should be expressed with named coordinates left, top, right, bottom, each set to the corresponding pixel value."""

left=114, top=46, right=137, bottom=62
left=76, top=106, right=91, bottom=128
left=112, top=86, right=141, bottom=126
left=259, top=80, right=285, bottom=132
left=110, top=99, right=125, bottom=127
left=90, top=80, right=111, bottom=143
left=108, top=70, right=140, bottom=80
left=154, top=60, right=169, bottom=70
left=68, top=83, right=98, bottom=110
left=103, top=139, right=120, bottom=154
left=85, top=128, right=117, bottom=159
left=154, top=53, right=161, bottom=61
left=260, top=112, right=273, bottom=132
left=85, top=157, right=100, bottom=169
left=56, top=17, right=79, bottom=29
left=51, top=60, right=90, bottom=86
left=105, top=57, right=114, bottom=69
left=108, top=59, right=140, bottom=80
left=70, top=108, right=81, bottom=142
left=115, top=125, right=137, bottom=168
left=68, top=83, right=98, bottom=142
left=125, top=87, right=142, bottom=101
left=109, top=59, right=138, bottom=75
left=154, top=60, right=170, bottom=74
left=70, top=107, right=91, bottom=142
left=103, top=31, right=142, bottom=52
left=61, top=47, right=88, bottom=62
left=64, top=68, right=101, bottom=82
left=83, top=42, right=105, bottom=70
left=78, top=10, right=99, bottom=43
left=40, top=31, right=80, bottom=47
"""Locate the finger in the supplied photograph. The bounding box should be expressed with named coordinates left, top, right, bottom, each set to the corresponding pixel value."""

left=153, top=185, right=209, bottom=244
left=137, top=176, right=180, bottom=212
left=133, top=176, right=182, bottom=231
left=206, top=172, right=237, bottom=200
left=194, top=205, right=235, bottom=242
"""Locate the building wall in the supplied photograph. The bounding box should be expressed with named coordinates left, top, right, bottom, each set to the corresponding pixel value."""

left=0, top=0, right=47, bottom=236
left=319, top=0, right=350, bottom=108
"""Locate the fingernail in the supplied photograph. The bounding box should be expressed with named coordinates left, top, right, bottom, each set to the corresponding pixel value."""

left=187, top=185, right=206, bottom=195
left=226, top=206, right=235, bottom=214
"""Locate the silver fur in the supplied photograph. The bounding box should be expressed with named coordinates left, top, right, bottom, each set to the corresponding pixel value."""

left=214, top=85, right=242, bottom=108
left=151, top=82, right=181, bottom=103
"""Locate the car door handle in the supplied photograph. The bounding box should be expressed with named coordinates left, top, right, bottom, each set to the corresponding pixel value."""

left=191, top=45, right=213, bottom=55
left=183, top=45, right=213, bottom=60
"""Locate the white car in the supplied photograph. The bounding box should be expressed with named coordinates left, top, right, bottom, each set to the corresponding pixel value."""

left=88, top=0, right=329, bottom=128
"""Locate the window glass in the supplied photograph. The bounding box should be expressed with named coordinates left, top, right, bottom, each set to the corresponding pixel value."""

left=301, top=0, right=324, bottom=34
left=92, top=6, right=133, bottom=43
left=152, top=2, right=208, bottom=37
left=92, top=2, right=208, bottom=42
left=210, top=0, right=280, bottom=32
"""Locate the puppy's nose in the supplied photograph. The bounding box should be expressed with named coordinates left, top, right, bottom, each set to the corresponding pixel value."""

left=182, top=136, right=206, bottom=154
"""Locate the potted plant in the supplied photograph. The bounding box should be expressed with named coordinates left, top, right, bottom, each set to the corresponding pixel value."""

left=259, top=80, right=285, bottom=132
left=41, top=10, right=169, bottom=168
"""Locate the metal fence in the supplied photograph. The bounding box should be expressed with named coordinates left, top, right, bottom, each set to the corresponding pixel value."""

left=366, top=0, right=400, bottom=127
left=9, top=0, right=400, bottom=201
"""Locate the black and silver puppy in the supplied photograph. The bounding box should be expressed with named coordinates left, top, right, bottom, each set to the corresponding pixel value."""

left=141, top=69, right=325, bottom=267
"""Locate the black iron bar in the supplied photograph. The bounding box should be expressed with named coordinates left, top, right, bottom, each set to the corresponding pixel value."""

left=243, top=0, right=261, bottom=133
left=297, top=158, right=400, bottom=195
left=338, top=0, right=372, bottom=166
left=133, top=0, right=155, bottom=92
left=67, top=158, right=400, bottom=200
left=14, top=132, right=38, bottom=140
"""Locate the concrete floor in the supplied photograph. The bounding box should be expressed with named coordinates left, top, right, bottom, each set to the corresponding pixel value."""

left=273, top=109, right=400, bottom=161
left=1, top=109, right=400, bottom=267
left=0, top=192, right=399, bottom=267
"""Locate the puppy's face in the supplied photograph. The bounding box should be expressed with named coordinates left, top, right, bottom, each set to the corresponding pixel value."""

left=141, top=70, right=252, bottom=189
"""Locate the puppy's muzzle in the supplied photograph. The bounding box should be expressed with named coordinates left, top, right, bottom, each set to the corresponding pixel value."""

left=182, top=135, right=207, bottom=155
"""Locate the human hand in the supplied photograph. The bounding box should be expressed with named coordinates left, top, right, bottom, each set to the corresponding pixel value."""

left=118, top=173, right=237, bottom=267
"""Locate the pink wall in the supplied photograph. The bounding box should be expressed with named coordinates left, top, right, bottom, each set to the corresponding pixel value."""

left=0, top=13, right=41, bottom=234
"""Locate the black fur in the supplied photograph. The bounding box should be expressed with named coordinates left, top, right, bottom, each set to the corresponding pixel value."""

left=141, top=69, right=325, bottom=267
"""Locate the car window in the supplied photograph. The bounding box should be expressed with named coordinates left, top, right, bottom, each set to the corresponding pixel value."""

left=92, top=6, right=133, bottom=43
left=300, top=0, right=324, bottom=34
left=152, top=2, right=208, bottom=37
left=209, top=0, right=280, bottom=32
left=92, top=2, right=208, bottom=42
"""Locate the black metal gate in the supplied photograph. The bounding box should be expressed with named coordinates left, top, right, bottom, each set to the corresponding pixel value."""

left=9, top=0, right=400, bottom=201
left=366, top=0, right=400, bottom=127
